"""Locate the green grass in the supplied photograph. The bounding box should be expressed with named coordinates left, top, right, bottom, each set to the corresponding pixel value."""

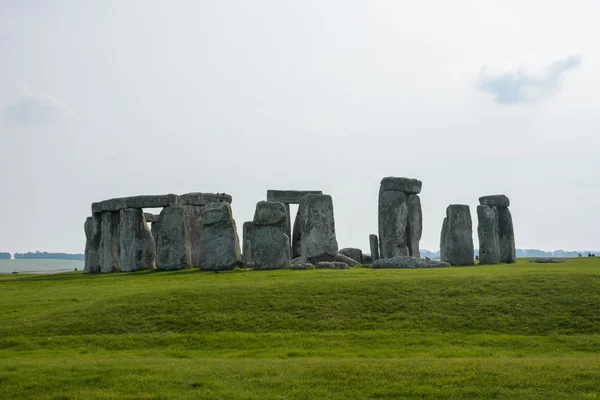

left=1, top=258, right=600, bottom=399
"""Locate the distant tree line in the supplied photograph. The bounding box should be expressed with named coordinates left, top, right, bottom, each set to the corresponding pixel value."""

left=418, top=249, right=600, bottom=260
left=0, top=252, right=10, bottom=259
left=13, top=251, right=84, bottom=261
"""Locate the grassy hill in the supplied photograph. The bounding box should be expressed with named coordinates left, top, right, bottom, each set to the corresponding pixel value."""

left=1, top=259, right=600, bottom=399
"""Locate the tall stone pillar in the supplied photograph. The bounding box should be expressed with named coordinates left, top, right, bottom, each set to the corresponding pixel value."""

left=119, top=208, right=156, bottom=272
left=84, top=214, right=102, bottom=274
left=440, top=204, right=474, bottom=266
left=99, top=211, right=121, bottom=273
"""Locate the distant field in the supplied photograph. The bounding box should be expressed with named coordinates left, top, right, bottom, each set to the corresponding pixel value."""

left=1, top=258, right=599, bottom=399
left=0, top=259, right=83, bottom=274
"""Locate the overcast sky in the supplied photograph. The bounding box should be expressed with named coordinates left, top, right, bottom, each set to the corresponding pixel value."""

left=1, top=0, right=598, bottom=254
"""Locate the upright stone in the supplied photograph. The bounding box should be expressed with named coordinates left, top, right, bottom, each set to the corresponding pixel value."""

left=292, top=211, right=301, bottom=259
left=251, top=201, right=291, bottom=270
left=183, top=205, right=204, bottom=267
left=99, top=211, right=121, bottom=273
left=369, top=234, right=380, bottom=262
left=198, top=202, right=242, bottom=270
left=84, top=215, right=102, bottom=274
left=440, top=205, right=474, bottom=266
left=299, top=194, right=339, bottom=264
left=242, top=221, right=255, bottom=265
left=156, top=205, right=191, bottom=270
left=406, top=194, right=422, bottom=258
left=151, top=221, right=159, bottom=245
left=497, top=207, right=516, bottom=263
left=378, top=189, right=408, bottom=259
left=119, top=208, right=156, bottom=272
left=477, top=205, right=500, bottom=265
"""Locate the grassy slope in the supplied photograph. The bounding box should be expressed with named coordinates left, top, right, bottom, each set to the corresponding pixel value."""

left=1, top=259, right=600, bottom=399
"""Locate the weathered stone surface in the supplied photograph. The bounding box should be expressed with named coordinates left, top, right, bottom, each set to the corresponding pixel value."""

left=292, top=210, right=301, bottom=259
left=242, top=221, right=255, bottom=265
left=119, top=208, right=156, bottom=272
left=528, top=258, right=565, bottom=263
left=335, top=253, right=360, bottom=266
left=440, top=205, right=474, bottom=266
left=151, top=221, right=159, bottom=244
left=372, top=256, right=450, bottom=268
left=144, top=213, right=159, bottom=223
left=99, top=211, right=121, bottom=273
left=316, top=261, right=349, bottom=269
left=498, top=207, right=516, bottom=263
left=183, top=205, right=204, bottom=267
left=156, top=206, right=191, bottom=270
left=369, top=234, right=380, bottom=262
left=266, top=190, right=323, bottom=204
left=479, top=195, right=510, bottom=208
left=179, top=192, right=232, bottom=206
left=339, top=248, right=363, bottom=264
left=406, top=194, right=422, bottom=258
left=378, top=190, right=408, bottom=259
left=477, top=205, right=501, bottom=265
left=92, top=194, right=178, bottom=214
left=84, top=215, right=102, bottom=274
left=291, top=263, right=315, bottom=270
left=290, top=256, right=307, bottom=265
left=251, top=225, right=291, bottom=270
left=253, top=201, right=287, bottom=227
left=284, top=203, right=291, bottom=249
left=198, top=202, right=242, bottom=270
left=299, top=194, right=339, bottom=264
left=380, top=177, right=422, bottom=194
left=363, top=254, right=373, bottom=264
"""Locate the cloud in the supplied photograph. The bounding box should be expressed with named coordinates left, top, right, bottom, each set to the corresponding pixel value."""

left=0, top=81, right=75, bottom=126
left=478, top=55, right=582, bottom=105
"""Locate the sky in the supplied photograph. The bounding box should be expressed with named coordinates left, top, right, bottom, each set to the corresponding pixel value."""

left=1, top=0, right=599, bottom=254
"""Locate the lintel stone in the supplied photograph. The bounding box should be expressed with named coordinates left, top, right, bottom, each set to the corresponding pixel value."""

left=266, top=190, right=323, bottom=204
left=92, top=194, right=178, bottom=214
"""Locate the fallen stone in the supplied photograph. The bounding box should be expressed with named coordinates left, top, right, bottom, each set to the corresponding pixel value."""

left=363, top=254, right=373, bottom=264
left=299, top=194, right=339, bottom=264
left=242, top=221, right=255, bottom=265
left=372, top=256, right=450, bottom=269
left=406, top=194, right=422, bottom=258
left=84, top=215, right=102, bottom=274
left=92, top=194, right=178, bottom=214
left=316, top=261, right=348, bottom=269
left=156, top=205, right=191, bottom=270
left=339, top=248, right=363, bottom=264
left=479, top=195, right=510, bottom=208
left=144, top=213, right=160, bottom=223
left=528, top=258, right=565, bottom=263
left=183, top=205, right=204, bottom=267
left=266, top=190, right=323, bottom=204
left=369, top=234, right=380, bottom=262
left=291, top=263, right=315, bottom=270
left=179, top=192, right=232, bottom=206
left=99, top=211, right=121, bottom=273
left=440, top=204, right=474, bottom=266
left=119, top=208, right=156, bottom=272
left=380, top=177, right=422, bottom=194
left=378, top=189, right=409, bottom=259
left=498, top=207, right=516, bottom=263
left=335, top=253, right=360, bottom=266
left=198, top=202, right=242, bottom=270
left=251, top=225, right=291, bottom=270
left=253, top=201, right=287, bottom=227
left=477, top=205, right=501, bottom=265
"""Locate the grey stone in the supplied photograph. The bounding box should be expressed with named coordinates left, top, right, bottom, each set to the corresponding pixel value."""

left=363, top=254, right=373, bottom=264
left=406, top=194, right=422, bottom=258
left=372, top=256, right=450, bottom=269
left=290, top=256, right=307, bottom=265
left=242, top=221, right=255, bottom=265
left=284, top=203, right=291, bottom=249
left=292, top=210, right=301, bottom=258
left=98, top=211, right=121, bottom=273
left=479, top=195, right=510, bottom=208
left=179, top=192, right=232, bottom=206
left=440, top=205, right=474, bottom=266
left=378, top=189, right=409, bottom=259
left=291, top=263, right=315, bottom=270
left=84, top=215, right=102, bottom=274
left=119, top=208, right=156, bottom=272
left=251, top=225, right=291, bottom=270
left=369, top=234, right=380, bottom=262
left=198, top=202, right=242, bottom=270
left=335, top=253, right=360, bottom=266
left=528, top=258, right=565, bottom=263
left=92, top=194, right=178, bottom=214
left=144, top=213, right=159, bottom=223
left=253, top=201, right=287, bottom=227
left=156, top=205, right=191, bottom=270
left=266, top=190, right=323, bottom=204
left=298, top=194, right=339, bottom=264
left=498, top=207, right=516, bottom=263
left=183, top=205, right=204, bottom=267
left=339, top=248, right=363, bottom=264
left=477, top=205, right=501, bottom=265
left=316, top=261, right=347, bottom=269
left=151, top=221, right=159, bottom=244
left=380, top=177, right=422, bottom=194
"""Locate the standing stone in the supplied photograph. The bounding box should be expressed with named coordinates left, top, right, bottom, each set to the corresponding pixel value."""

left=99, top=211, right=121, bottom=273
left=477, top=205, right=501, bottom=265
left=183, top=205, right=204, bottom=267
left=339, top=248, right=363, bottom=264
left=498, top=207, right=516, bottom=263
left=440, top=205, right=474, bottom=266
left=369, top=234, right=380, bottom=262
left=299, top=194, right=339, bottom=264
left=378, top=189, right=408, bottom=259
left=156, top=205, right=191, bottom=270
left=242, top=221, right=255, bottom=265
left=84, top=215, right=102, bottom=274
left=151, top=221, right=159, bottom=245
left=198, top=202, right=242, bottom=270
left=119, top=208, right=156, bottom=272
left=406, top=194, right=422, bottom=258
left=284, top=203, right=291, bottom=249
left=251, top=201, right=290, bottom=270
left=292, top=210, right=302, bottom=259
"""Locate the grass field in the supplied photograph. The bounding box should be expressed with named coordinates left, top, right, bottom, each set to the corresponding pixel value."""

left=1, top=258, right=599, bottom=399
